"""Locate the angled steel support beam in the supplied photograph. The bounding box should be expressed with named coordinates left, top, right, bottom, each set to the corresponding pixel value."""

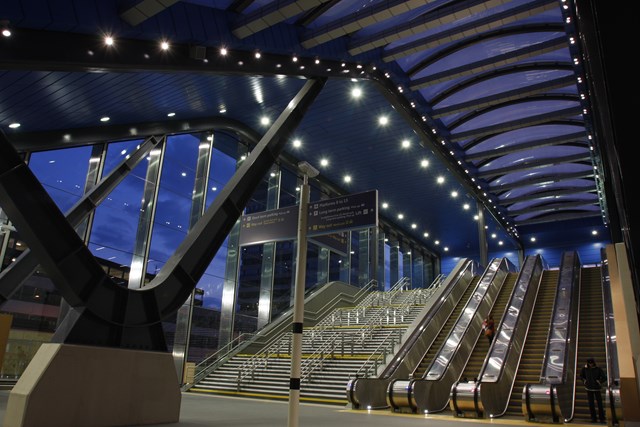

left=0, top=28, right=367, bottom=80
left=296, top=0, right=341, bottom=26
left=478, top=152, right=592, bottom=179
left=233, top=0, right=330, bottom=39
left=449, top=106, right=583, bottom=142
left=228, top=0, right=255, bottom=13
left=9, top=116, right=262, bottom=153
left=410, top=36, right=567, bottom=89
left=490, top=170, right=594, bottom=193
left=0, top=77, right=326, bottom=351
left=466, top=131, right=587, bottom=162
left=0, top=135, right=162, bottom=304
left=381, top=1, right=559, bottom=61
left=433, top=75, right=577, bottom=118
left=301, top=0, right=434, bottom=49
left=120, top=0, right=179, bottom=26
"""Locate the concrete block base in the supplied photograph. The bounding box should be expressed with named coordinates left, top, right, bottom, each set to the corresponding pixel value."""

left=3, top=343, right=181, bottom=427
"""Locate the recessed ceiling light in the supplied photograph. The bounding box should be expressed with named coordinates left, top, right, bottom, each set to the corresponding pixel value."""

left=382, top=202, right=388, bottom=209
left=2, top=29, right=11, bottom=38
left=220, top=47, right=228, bottom=56
left=378, top=116, right=389, bottom=126
left=8, top=123, right=20, bottom=129
left=100, top=117, right=110, bottom=122
left=463, top=203, right=470, bottom=210
left=167, top=112, right=175, bottom=117
left=491, top=233, right=497, bottom=239
left=434, top=240, right=440, bottom=245
left=401, top=139, right=410, bottom=148
left=437, top=176, right=445, bottom=184
left=444, top=247, right=449, bottom=251
left=219, top=107, right=227, bottom=113
left=451, top=191, right=458, bottom=198
left=104, top=36, right=114, bottom=46
left=397, top=214, right=404, bottom=220
left=411, top=223, right=417, bottom=229
left=260, top=116, right=270, bottom=126
left=530, top=237, right=536, bottom=242
left=592, top=230, right=598, bottom=235
left=420, top=159, right=429, bottom=168
left=255, top=51, right=261, bottom=59
left=343, top=175, right=352, bottom=183
left=160, top=41, right=170, bottom=50
left=320, top=158, right=329, bottom=167
left=351, top=87, right=362, bottom=98
left=423, top=232, right=429, bottom=238
left=293, top=139, right=301, bottom=148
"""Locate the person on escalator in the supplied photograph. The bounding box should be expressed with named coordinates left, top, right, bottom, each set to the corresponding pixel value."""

left=482, top=315, right=495, bottom=344
left=580, top=357, right=606, bottom=423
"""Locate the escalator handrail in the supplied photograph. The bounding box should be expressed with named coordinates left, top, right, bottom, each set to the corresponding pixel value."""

left=379, top=258, right=479, bottom=378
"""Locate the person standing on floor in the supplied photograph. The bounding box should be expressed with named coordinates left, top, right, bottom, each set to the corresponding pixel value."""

left=482, top=315, right=495, bottom=344
left=580, top=357, right=607, bottom=423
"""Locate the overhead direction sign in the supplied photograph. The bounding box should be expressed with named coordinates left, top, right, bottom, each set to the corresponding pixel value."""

left=239, top=190, right=378, bottom=252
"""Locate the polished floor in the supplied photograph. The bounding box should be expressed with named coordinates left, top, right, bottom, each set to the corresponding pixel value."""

left=0, top=389, right=602, bottom=427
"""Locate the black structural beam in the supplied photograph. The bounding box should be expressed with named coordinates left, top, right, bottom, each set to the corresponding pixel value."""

left=0, top=77, right=326, bottom=351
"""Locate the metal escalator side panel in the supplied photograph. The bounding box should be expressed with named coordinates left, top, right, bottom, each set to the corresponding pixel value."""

left=387, top=379, right=416, bottom=413
left=414, top=258, right=513, bottom=413
left=601, top=247, right=623, bottom=425
left=367, top=260, right=477, bottom=412
left=381, top=258, right=478, bottom=380
left=477, top=254, right=545, bottom=418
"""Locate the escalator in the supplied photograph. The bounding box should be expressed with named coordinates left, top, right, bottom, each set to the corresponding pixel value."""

left=575, top=266, right=607, bottom=422
left=412, top=276, right=480, bottom=379
left=457, top=273, right=518, bottom=386
left=504, top=269, right=559, bottom=416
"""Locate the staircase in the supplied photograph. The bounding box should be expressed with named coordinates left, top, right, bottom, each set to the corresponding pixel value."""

left=505, top=269, right=559, bottom=416
left=575, top=266, right=607, bottom=422
left=189, top=284, right=437, bottom=404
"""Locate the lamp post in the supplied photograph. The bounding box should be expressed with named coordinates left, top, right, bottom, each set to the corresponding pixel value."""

left=288, top=161, right=319, bottom=427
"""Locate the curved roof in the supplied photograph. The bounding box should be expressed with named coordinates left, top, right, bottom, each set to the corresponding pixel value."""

left=0, top=0, right=614, bottom=258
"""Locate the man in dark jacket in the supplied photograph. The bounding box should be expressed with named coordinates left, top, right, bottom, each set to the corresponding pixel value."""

left=580, top=357, right=606, bottom=423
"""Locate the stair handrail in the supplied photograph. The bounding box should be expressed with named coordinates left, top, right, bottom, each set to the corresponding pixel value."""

left=300, top=332, right=343, bottom=383
left=235, top=280, right=378, bottom=388
left=350, top=328, right=405, bottom=379
left=190, top=332, right=256, bottom=386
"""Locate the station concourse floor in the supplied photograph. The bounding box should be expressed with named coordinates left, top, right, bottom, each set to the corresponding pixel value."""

left=0, top=390, right=599, bottom=427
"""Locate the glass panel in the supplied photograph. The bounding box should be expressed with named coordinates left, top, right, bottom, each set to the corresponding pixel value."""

left=28, top=146, right=92, bottom=212
left=272, top=240, right=294, bottom=319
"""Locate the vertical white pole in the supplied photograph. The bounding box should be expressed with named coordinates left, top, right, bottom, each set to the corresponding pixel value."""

left=288, top=173, right=310, bottom=427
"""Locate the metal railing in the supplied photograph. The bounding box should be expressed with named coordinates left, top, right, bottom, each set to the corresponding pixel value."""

left=189, top=332, right=256, bottom=387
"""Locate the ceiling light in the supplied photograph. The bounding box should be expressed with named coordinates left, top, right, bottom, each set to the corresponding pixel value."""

left=292, top=55, right=298, bottom=62
left=378, top=116, right=389, bottom=126
left=219, top=107, right=227, bottom=113
left=473, top=215, right=479, bottom=221
left=397, top=214, right=404, bottom=220
left=315, top=58, right=320, bottom=64
left=423, top=232, right=429, bottom=238
left=401, top=139, right=410, bottom=148
left=181, top=172, right=187, bottom=177
left=160, top=41, right=170, bottom=50
left=167, top=112, right=175, bottom=117
left=351, top=87, right=362, bottom=98
left=260, top=116, right=270, bottom=126
left=8, top=123, right=20, bottom=129
left=463, top=203, right=470, bottom=210
left=434, top=240, right=440, bottom=245
left=343, top=175, right=352, bottom=183
left=436, top=176, right=445, bottom=184
left=498, top=241, right=503, bottom=246
left=411, top=223, right=417, bottom=229
left=382, top=203, right=389, bottom=209
left=1, top=21, right=11, bottom=37
left=491, top=233, right=497, bottom=239
left=255, top=51, right=261, bottom=59
left=100, top=116, right=110, bottom=122
left=592, top=230, right=598, bottom=235
left=451, top=191, right=458, bottom=198
left=220, top=47, right=228, bottom=56
left=444, top=247, right=449, bottom=252
left=104, top=36, right=114, bottom=46
left=292, top=139, right=301, bottom=148
left=320, top=158, right=329, bottom=167
left=420, top=159, right=429, bottom=168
